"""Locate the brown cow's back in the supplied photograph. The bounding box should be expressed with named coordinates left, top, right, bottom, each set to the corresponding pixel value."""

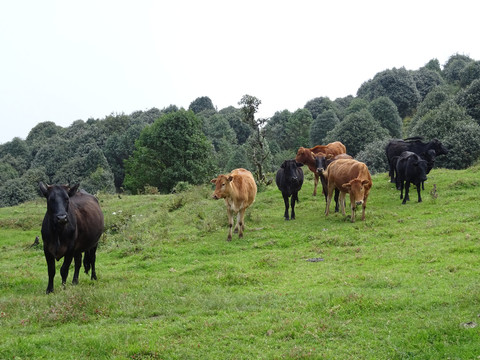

left=326, top=159, right=371, bottom=192
left=323, top=159, right=372, bottom=222
left=227, top=168, right=257, bottom=211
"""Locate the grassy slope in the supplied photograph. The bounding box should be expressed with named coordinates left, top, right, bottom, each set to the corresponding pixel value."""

left=1, top=166, right=479, bottom=359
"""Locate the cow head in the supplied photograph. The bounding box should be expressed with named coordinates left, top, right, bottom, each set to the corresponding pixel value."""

left=281, top=160, right=303, bottom=185
left=210, top=175, right=232, bottom=200
left=40, top=182, right=79, bottom=226
left=343, top=179, right=370, bottom=206
left=431, top=139, right=449, bottom=156
left=295, top=147, right=315, bottom=165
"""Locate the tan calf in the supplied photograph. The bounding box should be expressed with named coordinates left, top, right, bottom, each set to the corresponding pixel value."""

left=211, top=168, right=257, bottom=241
left=321, top=159, right=372, bottom=222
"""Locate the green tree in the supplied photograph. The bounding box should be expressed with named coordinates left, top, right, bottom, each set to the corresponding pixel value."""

left=324, top=109, right=389, bottom=156
left=238, top=95, right=270, bottom=182
left=456, top=79, right=480, bottom=124
left=443, top=54, right=473, bottom=83
left=357, top=67, right=421, bottom=118
left=124, top=110, right=215, bottom=194
left=412, top=67, right=444, bottom=100
left=104, top=122, right=145, bottom=190
left=310, top=109, right=339, bottom=145
left=219, top=106, right=251, bottom=145
left=284, top=109, right=313, bottom=150
left=355, top=138, right=390, bottom=174
left=408, top=100, right=470, bottom=140
left=459, top=61, right=480, bottom=88
left=304, top=97, right=336, bottom=120
left=189, top=96, right=215, bottom=114
left=440, top=121, right=480, bottom=169
left=368, top=97, right=402, bottom=138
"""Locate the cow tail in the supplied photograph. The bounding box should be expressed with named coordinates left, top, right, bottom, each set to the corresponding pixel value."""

left=293, top=192, right=300, bottom=204
left=83, top=250, right=92, bottom=274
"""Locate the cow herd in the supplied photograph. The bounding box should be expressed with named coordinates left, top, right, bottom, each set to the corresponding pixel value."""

left=37, top=137, right=447, bottom=293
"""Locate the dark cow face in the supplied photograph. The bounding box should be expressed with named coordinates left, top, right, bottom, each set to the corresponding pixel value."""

left=432, top=139, right=448, bottom=155
left=39, top=183, right=79, bottom=226
left=343, top=179, right=370, bottom=206
left=210, top=175, right=232, bottom=200
left=315, top=156, right=326, bottom=175
left=281, top=160, right=303, bottom=185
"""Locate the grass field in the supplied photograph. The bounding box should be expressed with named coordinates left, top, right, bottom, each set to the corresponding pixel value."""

left=1, top=165, right=480, bottom=359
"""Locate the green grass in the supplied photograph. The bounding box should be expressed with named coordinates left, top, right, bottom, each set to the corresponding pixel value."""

left=1, top=166, right=480, bottom=359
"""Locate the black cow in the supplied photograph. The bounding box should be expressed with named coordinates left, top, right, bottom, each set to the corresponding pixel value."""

left=315, top=153, right=353, bottom=212
left=40, top=183, right=104, bottom=294
left=275, top=160, right=304, bottom=220
left=386, top=137, right=448, bottom=183
left=395, top=152, right=428, bottom=204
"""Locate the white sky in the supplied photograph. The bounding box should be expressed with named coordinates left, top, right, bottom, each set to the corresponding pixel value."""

left=1, top=0, right=479, bottom=145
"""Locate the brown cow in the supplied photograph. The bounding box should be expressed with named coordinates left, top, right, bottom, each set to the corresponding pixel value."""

left=295, top=141, right=347, bottom=196
left=320, top=159, right=372, bottom=222
left=211, top=168, right=257, bottom=241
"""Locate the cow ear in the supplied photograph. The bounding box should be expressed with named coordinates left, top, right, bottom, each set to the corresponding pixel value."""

left=362, top=180, right=370, bottom=186
left=280, top=162, right=286, bottom=169
left=39, top=182, right=49, bottom=197
left=68, top=184, right=80, bottom=197
left=343, top=182, right=352, bottom=191
left=210, top=178, right=217, bottom=184
left=227, top=176, right=234, bottom=182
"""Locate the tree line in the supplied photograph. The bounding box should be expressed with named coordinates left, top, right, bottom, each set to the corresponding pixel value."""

left=1, top=53, right=480, bottom=207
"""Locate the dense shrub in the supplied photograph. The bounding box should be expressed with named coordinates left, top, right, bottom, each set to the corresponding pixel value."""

left=355, top=138, right=390, bottom=175
left=324, top=109, right=390, bottom=156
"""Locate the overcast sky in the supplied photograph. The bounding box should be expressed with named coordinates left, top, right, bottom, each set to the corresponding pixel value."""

left=1, top=0, right=479, bottom=145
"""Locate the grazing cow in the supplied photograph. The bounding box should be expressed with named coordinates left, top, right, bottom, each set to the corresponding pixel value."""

left=295, top=141, right=347, bottom=196
left=211, top=168, right=257, bottom=241
left=386, top=137, right=448, bottom=183
left=315, top=153, right=353, bottom=212
left=275, top=160, right=304, bottom=220
left=40, top=183, right=104, bottom=294
left=320, top=159, right=372, bottom=222
left=395, top=151, right=428, bottom=204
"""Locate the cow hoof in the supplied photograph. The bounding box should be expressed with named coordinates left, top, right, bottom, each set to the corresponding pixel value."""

left=46, top=288, right=53, bottom=295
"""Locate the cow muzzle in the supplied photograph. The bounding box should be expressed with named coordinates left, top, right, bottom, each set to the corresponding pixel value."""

left=355, top=200, right=364, bottom=206
left=56, top=214, right=68, bottom=224
left=212, top=194, right=220, bottom=200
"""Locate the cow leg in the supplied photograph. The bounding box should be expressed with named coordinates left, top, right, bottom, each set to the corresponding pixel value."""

left=361, top=193, right=369, bottom=221
left=226, top=207, right=233, bottom=241
left=60, top=255, right=74, bottom=288
left=334, top=188, right=340, bottom=213
left=325, top=191, right=332, bottom=216
left=313, top=174, right=319, bottom=196
left=339, top=192, right=347, bottom=216
left=416, top=184, right=422, bottom=203
left=402, top=182, right=410, bottom=204
left=86, top=247, right=98, bottom=280
left=44, top=249, right=56, bottom=294
left=290, top=193, right=297, bottom=220
left=72, top=253, right=82, bottom=285
left=282, top=192, right=290, bottom=220
left=349, top=193, right=356, bottom=223
left=237, top=208, right=246, bottom=238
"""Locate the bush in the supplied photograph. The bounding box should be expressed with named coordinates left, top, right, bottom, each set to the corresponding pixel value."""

left=324, top=109, right=389, bottom=156
left=355, top=138, right=390, bottom=175
left=438, top=122, right=480, bottom=169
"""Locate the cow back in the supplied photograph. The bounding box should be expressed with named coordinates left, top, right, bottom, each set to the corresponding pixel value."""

left=326, top=159, right=372, bottom=192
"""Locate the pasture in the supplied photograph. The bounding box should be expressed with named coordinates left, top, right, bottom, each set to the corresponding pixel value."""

left=1, top=166, right=480, bottom=359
